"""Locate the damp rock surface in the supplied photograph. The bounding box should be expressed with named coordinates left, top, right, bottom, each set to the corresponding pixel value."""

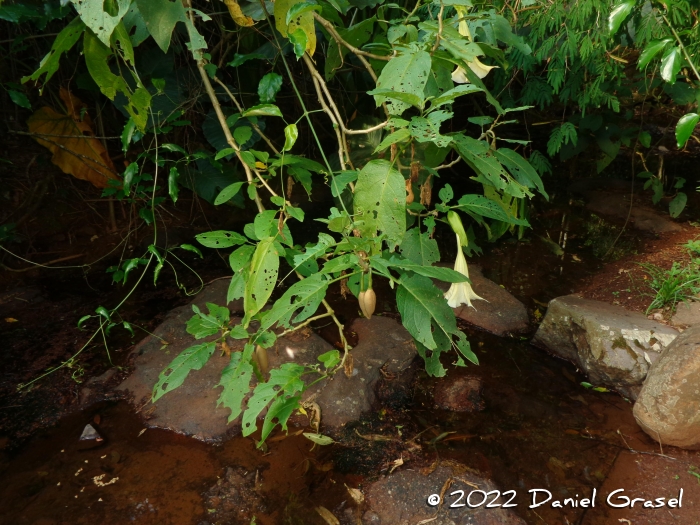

left=633, top=324, right=700, bottom=449
left=532, top=294, right=678, bottom=399
left=362, top=463, right=525, bottom=525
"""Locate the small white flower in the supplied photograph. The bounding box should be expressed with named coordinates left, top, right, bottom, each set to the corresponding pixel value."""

left=444, top=233, right=487, bottom=310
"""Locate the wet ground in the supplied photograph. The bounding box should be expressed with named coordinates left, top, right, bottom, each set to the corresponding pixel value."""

left=3, top=140, right=700, bottom=524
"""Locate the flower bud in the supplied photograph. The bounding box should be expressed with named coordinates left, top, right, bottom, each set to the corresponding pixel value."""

left=359, top=288, right=376, bottom=319
left=253, top=344, right=269, bottom=376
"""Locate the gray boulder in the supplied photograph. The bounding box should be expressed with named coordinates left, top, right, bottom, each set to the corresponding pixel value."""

left=633, top=324, right=700, bottom=449
left=531, top=295, right=678, bottom=399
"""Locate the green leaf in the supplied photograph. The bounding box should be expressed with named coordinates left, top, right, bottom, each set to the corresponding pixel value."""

left=304, top=433, right=335, bottom=445
left=330, top=171, right=357, bottom=198
left=669, top=192, right=687, bottom=218
left=353, top=159, right=407, bottom=247
left=371, top=48, right=431, bottom=115
left=286, top=1, right=321, bottom=25
left=608, top=0, right=635, bottom=35
left=186, top=303, right=230, bottom=339
left=72, top=0, right=130, bottom=46
left=495, top=148, right=548, bottom=199
left=135, top=0, right=186, bottom=53
left=215, top=148, right=237, bottom=161
left=215, top=182, right=246, bottom=205
left=638, top=38, right=673, bottom=70
left=258, top=72, right=283, bottom=103
left=289, top=28, right=307, bottom=59
left=676, top=113, right=699, bottom=148
left=179, top=244, right=203, bottom=258
left=318, top=350, right=340, bottom=369
left=234, top=126, right=252, bottom=146
left=259, top=273, right=328, bottom=331
left=168, top=167, right=179, bottom=203
left=121, top=117, right=136, bottom=153
left=22, top=17, right=85, bottom=89
left=8, top=90, right=30, bottom=109
left=242, top=104, right=283, bottom=118
left=399, top=228, right=440, bottom=266
left=196, top=230, right=248, bottom=248
left=152, top=342, right=216, bottom=402
left=283, top=124, right=299, bottom=152
left=386, top=260, right=468, bottom=283
left=259, top=394, right=301, bottom=444
left=429, top=84, right=482, bottom=109
left=244, top=238, right=280, bottom=324
left=241, top=363, right=306, bottom=437
left=217, top=345, right=254, bottom=423
left=374, top=128, right=410, bottom=153
left=230, top=244, right=256, bottom=272
left=78, top=315, right=92, bottom=329
left=456, top=194, right=529, bottom=225
left=292, top=233, right=335, bottom=274
left=660, top=47, right=682, bottom=84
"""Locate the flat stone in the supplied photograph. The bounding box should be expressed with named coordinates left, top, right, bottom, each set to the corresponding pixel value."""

left=306, top=316, right=417, bottom=433
left=532, top=295, right=679, bottom=399
left=363, top=463, right=525, bottom=525
left=117, top=280, right=333, bottom=442
left=671, top=300, right=700, bottom=328
left=634, top=324, right=700, bottom=449
left=435, top=265, right=529, bottom=336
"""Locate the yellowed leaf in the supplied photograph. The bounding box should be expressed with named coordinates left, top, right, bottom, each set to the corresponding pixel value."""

left=315, top=506, right=340, bottom=525
left=27, top=88, right=119, bottom=188
left=5, top=318, right=18, bottom=323
left=223, top=0, right=254, bottom=27
left=254, top=161, right=267, bottom=169
left=274, top=0, right=317, bottom=55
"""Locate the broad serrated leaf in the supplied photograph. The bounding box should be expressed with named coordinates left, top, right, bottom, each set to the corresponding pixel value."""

left=241, top=362, right=306, bottom=436
left=330, top=171, right=358, bottom=197
left=353, top=160, right=406, bottom=247
left=292, top=233, right=335, bottom=272
left=244, top=238, right=280, bottom=324
left=429, top=84, right=482, bottom=109
left=399, top=228, right=440, bottom=266
left=260, top=273, right=328, bottom=330
left=152, top=342, right=216, bottom=401
left=196, top=230, right=248, bottom=248
left=186, top=303, right=229, bottom=339
left=217, top=345, right=254, bottom=423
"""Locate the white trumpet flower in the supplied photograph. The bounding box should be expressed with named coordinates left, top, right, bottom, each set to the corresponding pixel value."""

left=451, top=58, right=498, bottom=84
left=444, top=233, right=487, bottom=310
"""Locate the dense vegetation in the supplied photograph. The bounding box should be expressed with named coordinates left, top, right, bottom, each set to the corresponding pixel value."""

left=1, top=0, right=698, bottom=445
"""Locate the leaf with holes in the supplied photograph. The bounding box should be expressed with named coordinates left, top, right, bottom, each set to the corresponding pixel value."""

left=186, top=303, right=230, bottom=339
left=370, top=48, right=431, bottom=115
left=241, top=362, right=306, bottom=438
left=22, top=17, right=85, bottom=88
left=399, top=228, right=440, bottom=266
left=152, top=342, right=216, bottom=402
left=274, top=0, right=316, bottom=55
left=71, top=0, right=130, bottom=45
left=196, top=230, right=248, bottom=248
left=217, top=344, right=254, bottom=423
left=243, top=237, right=280, bottom=325
left=353, top=160, right=406, bottom=247
left=259, top=272, right=328, bottom=331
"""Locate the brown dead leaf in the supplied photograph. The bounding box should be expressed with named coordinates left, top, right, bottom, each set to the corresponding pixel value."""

left=343, top=352, right=354, bottom=378
left=27, top=88, right=119, bottom=188
left=345, top=484, right=364, bottom=504
left=223, top=0, right=254, bottom=27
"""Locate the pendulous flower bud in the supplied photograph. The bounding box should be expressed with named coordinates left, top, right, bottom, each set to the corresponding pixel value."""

left=359, top=287, right=376, bottom=319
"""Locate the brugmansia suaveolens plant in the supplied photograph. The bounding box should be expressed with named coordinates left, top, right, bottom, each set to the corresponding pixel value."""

left=22, top=0, right=547, bottom=445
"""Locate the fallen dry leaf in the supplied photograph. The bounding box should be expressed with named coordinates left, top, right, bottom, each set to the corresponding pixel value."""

left=315, top=506, right=340, bottom=525
left=27, top=88, right=119, bottom=188
left=345, top=484, right=364, bottom=504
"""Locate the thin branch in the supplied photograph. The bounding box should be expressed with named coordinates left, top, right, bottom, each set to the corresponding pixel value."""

left=212, top=76, right=281, bottom=155
left=9, top=130, right=122, bottom=140
left=434, top=156, right=462, bottom=171
left=313, top=13, right=392, bottom=62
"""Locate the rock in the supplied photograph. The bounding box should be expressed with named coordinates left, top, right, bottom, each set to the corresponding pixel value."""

left=78, top=424, right=104, bottom=449
left=671, top=300, right=700, bottom=328
left=434, top=265, right=529, bottom=336
left=363, top=462, right=525, bottom=525
left=306, top=316, right=418, bottom=433
left=433, top=375, right=484, bottom=412
left=532, top=295, right=679, bottom=399
left=117, top=280, right=333, bottom=442
left=633, top=324, right=700, bottom=449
